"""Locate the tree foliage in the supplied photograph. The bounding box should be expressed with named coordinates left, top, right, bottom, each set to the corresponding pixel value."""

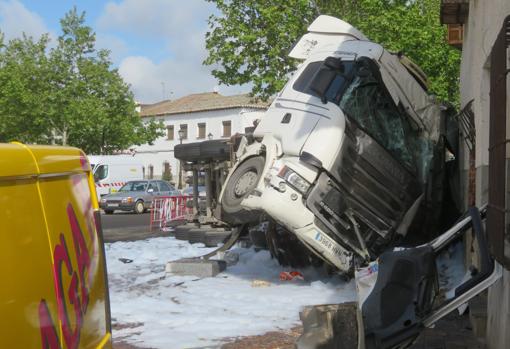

left=204, top=0, right=316, bottom=100
left=0, top=8, right=164, bottom=154
left=205, top=0, right=460, bottom=105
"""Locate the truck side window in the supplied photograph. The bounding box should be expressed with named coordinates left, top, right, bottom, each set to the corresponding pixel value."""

left=293, top=60, right=354, bottom=104
left=94, top=165, right=109, bottom=181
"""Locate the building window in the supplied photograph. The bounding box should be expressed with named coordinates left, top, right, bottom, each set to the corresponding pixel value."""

left=197, top=123, right=206, bottom=139
left=179, top=124, right=188, bottom=140
left=148, top=165, right=154, bottom=179
left=162, top=161, right=172, bottom=181
left=167, top=125, right=174, bottom=140
left=222, top=120, right=231, bottom=137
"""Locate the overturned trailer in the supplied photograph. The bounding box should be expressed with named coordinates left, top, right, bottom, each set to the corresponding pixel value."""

left=174, top=139, right=234, bottom=224
left=216, top=16, right=461, bottom=274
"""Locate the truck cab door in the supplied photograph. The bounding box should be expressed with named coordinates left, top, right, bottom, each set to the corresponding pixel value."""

left=361, top=207, right=502, bottom=349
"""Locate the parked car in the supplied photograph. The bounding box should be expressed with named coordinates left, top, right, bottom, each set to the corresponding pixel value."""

left=99, top=179, right=180, bottom=214
left=0, top=142, right=112, bottom=348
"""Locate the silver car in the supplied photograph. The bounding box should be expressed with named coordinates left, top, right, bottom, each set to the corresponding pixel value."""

left=99, top=180, right=180, bottom=214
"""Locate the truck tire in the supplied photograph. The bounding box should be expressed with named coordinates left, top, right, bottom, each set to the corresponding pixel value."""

left=249, top=226, right=268, bottom=249
left=174, top=142, right=201, bottom=161
left=267, top=222, right=323, bottom=269
left=134, top=200, right=145, bottom=214
left=199, top=140, right=230, bottom=161
left=221, top=156, right=264, bottom=219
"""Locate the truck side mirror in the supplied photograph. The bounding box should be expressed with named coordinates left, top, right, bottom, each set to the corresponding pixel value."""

left=309, top=57, right=343, bottom=104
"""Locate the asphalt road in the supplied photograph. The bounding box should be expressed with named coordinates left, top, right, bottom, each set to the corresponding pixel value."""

left=101, top=211, right=151, bottom=230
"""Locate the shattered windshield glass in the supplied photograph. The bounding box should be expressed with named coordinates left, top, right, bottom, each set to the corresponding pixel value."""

left=339, top=59, right=418, bottom=170
left=294, top=57, right=419, bottom=172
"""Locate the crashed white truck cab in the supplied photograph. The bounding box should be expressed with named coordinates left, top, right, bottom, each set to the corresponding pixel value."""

left=217, top=16, right=503, bottom=348
left=218, top=15, right=445, bottom=273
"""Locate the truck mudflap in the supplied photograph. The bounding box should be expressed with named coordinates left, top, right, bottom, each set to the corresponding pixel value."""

left=297, top=206, right=502, bottom=349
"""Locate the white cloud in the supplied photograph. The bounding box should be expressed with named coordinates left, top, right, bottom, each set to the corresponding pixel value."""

left=99, top=0, right=251, bottom=103
left=95, top=33, right=129, bottom=63
left=97, top=0, right=214, bottom=40
left=119, top=55, right=247, bottom=104
left=0, top=0, right=51, bottom=41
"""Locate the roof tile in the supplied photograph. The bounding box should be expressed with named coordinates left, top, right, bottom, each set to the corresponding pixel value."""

left=139, top=92, right=270, bottom=117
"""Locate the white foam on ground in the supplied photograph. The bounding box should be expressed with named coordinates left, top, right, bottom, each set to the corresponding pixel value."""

left=106, top=237, right=356, bottom=348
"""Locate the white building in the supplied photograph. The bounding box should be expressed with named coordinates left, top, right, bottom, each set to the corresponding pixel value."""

left=133, top=92, right=269, bottom=181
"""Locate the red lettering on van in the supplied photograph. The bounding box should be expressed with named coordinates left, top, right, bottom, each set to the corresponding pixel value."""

left=38, top=203, right=95, bottom=349
left=54, top=233, right=82, bottom=349
left=67, top=204, right=91, bottom=312
left=38, top=300, right=62, bottom=349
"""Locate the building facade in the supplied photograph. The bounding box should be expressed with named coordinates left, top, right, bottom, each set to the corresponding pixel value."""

left=441, top=1, right=510, bottom=347
left=133, top=92, right=268, bottom=182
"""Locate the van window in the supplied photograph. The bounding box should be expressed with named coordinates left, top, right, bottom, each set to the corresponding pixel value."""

left=94, top=165, right=108, bottom=181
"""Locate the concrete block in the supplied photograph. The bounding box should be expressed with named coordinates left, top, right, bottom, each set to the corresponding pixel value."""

left=215, top=251, right=239, bottom=266
left=297, top=302, right=360, bottom=349
left=165, top=258, right=226, bottom=277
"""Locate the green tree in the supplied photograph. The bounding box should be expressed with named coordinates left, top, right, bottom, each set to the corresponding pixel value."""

left=204, top=0, right=316, bottom=100
left=0, top=33, right=53, bottom=143
left=0, top=8, right=164, bottom=154
left=205, top=0, right=460, bottom=105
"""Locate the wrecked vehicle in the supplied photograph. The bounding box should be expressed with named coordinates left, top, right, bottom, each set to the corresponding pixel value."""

left=216, top=15, right=460, bottom=273
left=296, top=207, right=502, bottom=349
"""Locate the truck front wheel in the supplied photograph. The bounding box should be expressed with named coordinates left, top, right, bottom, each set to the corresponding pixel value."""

left=222, top=156, right=265, bottom=215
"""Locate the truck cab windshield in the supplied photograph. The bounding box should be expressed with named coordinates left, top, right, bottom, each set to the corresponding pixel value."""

left=294, top=57, right=418, bottom=171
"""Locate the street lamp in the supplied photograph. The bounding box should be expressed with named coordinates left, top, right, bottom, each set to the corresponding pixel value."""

left=207, top=132, right=213, bottom=140
left=177, top=129, right=185, bottom=189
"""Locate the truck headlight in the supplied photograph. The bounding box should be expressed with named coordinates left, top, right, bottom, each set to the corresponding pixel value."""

left=277, top=166, right=311, bottom=194
left=122, top=197, right=133, bottom=203
left=100, top=198, right=107, bottom=204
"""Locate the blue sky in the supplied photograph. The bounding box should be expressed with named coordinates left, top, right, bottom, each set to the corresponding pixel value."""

left=0, top=0, right=248, bottom=103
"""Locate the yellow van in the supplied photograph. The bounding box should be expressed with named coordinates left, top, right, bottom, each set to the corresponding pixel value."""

left=0, top=143, right=112, bottom=349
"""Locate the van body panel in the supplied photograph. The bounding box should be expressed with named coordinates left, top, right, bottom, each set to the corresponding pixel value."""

left=87, top=155, right=144, bottom=197
left=0, top=175, right=60, bottom=348
left=0, top=143, right=39, bottom=177
left=0, top=143, right=112, bottom=349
